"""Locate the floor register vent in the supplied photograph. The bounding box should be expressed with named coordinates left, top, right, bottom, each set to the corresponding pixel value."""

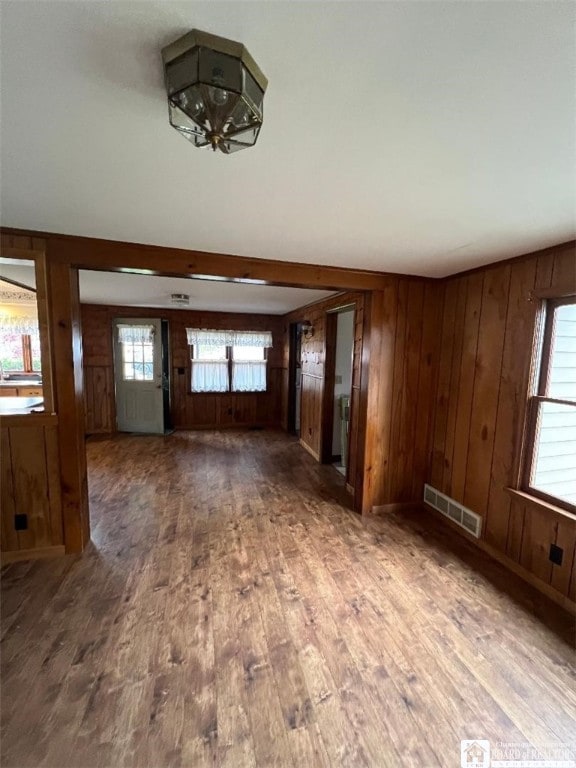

left=423, top=484, right=482, bottom=538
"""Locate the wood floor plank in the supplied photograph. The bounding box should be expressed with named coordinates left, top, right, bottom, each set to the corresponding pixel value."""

left=1, top=429, right=575, bottom=768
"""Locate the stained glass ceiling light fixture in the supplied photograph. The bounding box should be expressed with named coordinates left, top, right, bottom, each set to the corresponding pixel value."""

left=162, top=29, right=268, bottom=154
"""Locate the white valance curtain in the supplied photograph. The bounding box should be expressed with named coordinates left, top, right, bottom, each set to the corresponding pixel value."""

left=186, top=328, right=273, bottom=348
left=0, top=317, right=39, bottom=334
left=117, top=324, right=155, bottom=344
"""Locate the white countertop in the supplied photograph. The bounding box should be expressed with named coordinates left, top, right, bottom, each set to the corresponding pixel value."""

left=0, top=397, right=44, bottom=414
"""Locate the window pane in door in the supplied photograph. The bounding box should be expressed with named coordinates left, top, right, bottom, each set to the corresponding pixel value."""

left=121, top=340, right=154, bottom=381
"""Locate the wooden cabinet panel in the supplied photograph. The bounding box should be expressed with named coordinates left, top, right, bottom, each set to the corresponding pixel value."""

left=0, top=386, right=44, bottom=397
left=16, top=387, right=43, bottom=397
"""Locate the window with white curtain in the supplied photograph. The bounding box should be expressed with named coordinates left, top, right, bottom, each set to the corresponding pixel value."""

left=187, top=329, right=272, bottom=393
left=232, top=345, right=266, bottom=392
left=117, top=324, right=155, bottom=381
left=191, top=344, right=229, bottom=393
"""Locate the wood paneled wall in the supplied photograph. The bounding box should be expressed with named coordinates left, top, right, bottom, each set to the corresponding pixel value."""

left=281, top=281, right=441, bottom=510
left=429, top=242, right=576, bottom=604
left=0, top=415, right=64, bottom=561
left=81, top=304, right=284, bottom=433
left=362, top=280, right=443, bottom=511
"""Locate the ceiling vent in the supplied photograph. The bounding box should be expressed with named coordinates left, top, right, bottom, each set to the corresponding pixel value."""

left=171, top=293, right=190, bottom=307
left=423, top=484, right=482, bottom=538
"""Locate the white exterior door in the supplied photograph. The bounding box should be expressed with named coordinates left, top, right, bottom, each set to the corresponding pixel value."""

left=113, top=318, right=164, bottom=434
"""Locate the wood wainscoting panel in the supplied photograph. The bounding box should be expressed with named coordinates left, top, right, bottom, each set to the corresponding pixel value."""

left=299, top=374, right=323, bottom=459
left=84, top=365, right=114, bottom=434
left=0, top=418, right=63, bottom=555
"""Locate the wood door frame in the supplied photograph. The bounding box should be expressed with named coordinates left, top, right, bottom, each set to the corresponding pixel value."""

left=320, top=304, right=356, bottom=469
left=2, top=228, right=382, bottom=551
left=286, top=322, right=300, bottom=435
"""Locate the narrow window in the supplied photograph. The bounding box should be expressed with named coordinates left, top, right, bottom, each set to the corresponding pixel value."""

left=524, top=297, right=576, bottom=510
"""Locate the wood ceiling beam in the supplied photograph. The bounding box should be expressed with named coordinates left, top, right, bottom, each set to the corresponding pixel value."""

left=1, top=228, right=411, bottom=292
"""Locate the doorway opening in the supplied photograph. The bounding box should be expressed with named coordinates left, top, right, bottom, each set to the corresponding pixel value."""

left=320, top=306, right=355, bottom=479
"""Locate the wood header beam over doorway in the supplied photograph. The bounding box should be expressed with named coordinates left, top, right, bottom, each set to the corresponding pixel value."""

left=3, top=228, right=405, bottom=292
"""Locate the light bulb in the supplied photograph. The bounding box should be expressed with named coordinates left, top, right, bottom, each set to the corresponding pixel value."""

left=209, top=66, right=228, bottom=107
left=209, top=86, right=229, bottom=107
left=179, top=91, right=203, bottom=118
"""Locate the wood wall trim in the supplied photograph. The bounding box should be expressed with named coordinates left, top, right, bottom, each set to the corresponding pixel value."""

left=47, top=259, right=89, bottom=553
left=505, top=487, right=576, bottom=523
left=372, top=502, right=421, bottom=514
left=0, top=414, right=58, bottom=428
left=299, top=439, right=320, bottom=462
left=424, top=503, right=576, bottom=615
left=446, top=239, right=576, bottom=281
left=0, top=545, right=65, bottom=565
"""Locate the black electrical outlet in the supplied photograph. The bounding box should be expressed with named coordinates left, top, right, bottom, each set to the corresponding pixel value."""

left=14, top=514, right=28, bottom=531
left=177, top=367, right=185, bottom=375
left=549, top=543, right=563, bottom=566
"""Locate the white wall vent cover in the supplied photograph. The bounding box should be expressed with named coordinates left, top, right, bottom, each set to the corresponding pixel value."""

left=423, top=484, right=482, bottom=538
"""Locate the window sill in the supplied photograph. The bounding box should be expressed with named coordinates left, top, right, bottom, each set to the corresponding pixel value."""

left=504, top=487, right=576, bottom=522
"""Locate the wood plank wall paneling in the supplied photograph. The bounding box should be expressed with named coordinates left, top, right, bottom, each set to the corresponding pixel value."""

left=81, top=304, right=284, bottom=433
left=0, top=419, right=63, bottom=553
left=428, top=241, right=576, bottom=603
left=363, top=280, right=442, bottom=511
left=282, top=281, right=441, bottom=510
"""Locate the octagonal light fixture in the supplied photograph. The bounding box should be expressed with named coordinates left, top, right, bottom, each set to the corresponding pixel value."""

left=161, top=29, right=268, bottom=154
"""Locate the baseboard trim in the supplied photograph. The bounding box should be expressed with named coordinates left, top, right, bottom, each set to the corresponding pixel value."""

left=299, top=439, right=320, bottom=462
left=372, top=501, right=421, bottom=515
left=1, top=545, right=66, bottom=565
left=423, top=502, right=576, bottom=616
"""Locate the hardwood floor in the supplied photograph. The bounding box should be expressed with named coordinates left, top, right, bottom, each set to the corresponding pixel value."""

left=1, top=430, right=575, bottom=768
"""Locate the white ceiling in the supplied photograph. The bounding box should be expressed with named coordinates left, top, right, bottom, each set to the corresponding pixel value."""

left=0, top=262, right=335, bottom=315
left=1, top=1, right=575, bottom=279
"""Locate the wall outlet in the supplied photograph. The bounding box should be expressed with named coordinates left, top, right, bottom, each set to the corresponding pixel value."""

left=335, top=375, right=343, bottom=384
left=549, top=543, right=563, bottom=566
left=14, top=514, right=28, bottom=531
